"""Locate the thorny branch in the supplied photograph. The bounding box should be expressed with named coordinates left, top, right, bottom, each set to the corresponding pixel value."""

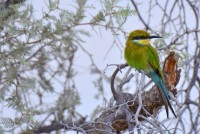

left=32, top=51, right=181, bottom=134
left=1, top=0, right=200, bottom=133
left=35, top=0, right=199, bottom=133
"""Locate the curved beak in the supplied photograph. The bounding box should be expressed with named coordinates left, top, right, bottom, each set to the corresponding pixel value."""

left=149, top=35, right=162, bottom=39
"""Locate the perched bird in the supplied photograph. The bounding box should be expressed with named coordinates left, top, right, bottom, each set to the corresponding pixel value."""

left=124, top=30, right=177, bottom=118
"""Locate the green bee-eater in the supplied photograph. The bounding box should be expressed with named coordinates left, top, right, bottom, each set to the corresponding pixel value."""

left=124, top=30, right=177, bottom=118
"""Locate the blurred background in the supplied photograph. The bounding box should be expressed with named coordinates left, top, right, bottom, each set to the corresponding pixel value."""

left=0, top=0, right=199, bottom=133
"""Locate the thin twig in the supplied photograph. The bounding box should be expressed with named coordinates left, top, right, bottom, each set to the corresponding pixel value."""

left=110, top=63, right=128, bottom=101
left=168, top=92, right=182, bottom=108
left=134, top=71, right=145, bottom=129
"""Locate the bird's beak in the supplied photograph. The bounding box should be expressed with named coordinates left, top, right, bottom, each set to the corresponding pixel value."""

left=149, top=35, right=162, bottom=39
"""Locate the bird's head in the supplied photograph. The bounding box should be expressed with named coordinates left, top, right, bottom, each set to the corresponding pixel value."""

left=128, top=30, right=162, bottom=45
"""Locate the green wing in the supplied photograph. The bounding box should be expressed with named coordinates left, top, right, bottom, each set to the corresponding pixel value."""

left=146, top=44, right=163, bottom=80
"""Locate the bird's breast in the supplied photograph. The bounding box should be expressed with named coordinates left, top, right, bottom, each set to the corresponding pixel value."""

left=124, top=42, right=148, bottom=70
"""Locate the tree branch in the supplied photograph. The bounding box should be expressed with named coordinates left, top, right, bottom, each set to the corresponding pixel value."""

left=33, top=52, right=181, bottom=133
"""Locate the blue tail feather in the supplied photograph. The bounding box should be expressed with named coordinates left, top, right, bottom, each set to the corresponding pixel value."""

left=149, top=71, right=169, bottom=100
left=148, top=71, right=177, bottom=118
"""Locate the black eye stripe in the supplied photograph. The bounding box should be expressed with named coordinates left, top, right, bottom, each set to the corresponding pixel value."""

left=133, top=35, right=162, bottom=40
left=133, top=36, right=149, bottom=40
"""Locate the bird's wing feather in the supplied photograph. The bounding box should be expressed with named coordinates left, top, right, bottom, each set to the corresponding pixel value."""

left=146, top=44, right=177, bottom=118
left=146, top=45, right=163, bottom=80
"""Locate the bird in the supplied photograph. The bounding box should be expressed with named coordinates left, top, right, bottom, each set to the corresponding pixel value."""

left=124, top=30, right=177, bottom=118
